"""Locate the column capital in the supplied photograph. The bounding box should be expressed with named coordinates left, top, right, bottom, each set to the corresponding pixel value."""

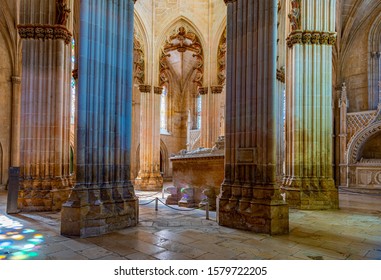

left=139, top=84, right=151, bottom=93
left=11, top=76, right=21, bottom=84
left=286, top=31, right=336, bottom=48
left=211, top=85, right=223, bottom=94
left=223, top=0, right=237, bottom=4
left=17, top=24, right=72, bottom=45
left=154, top=86, right=163, bottom=95
left=198, top=86, right=209, bottom=95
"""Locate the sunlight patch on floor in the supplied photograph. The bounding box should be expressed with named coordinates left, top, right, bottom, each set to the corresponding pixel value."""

left=0, top=214, right=44, bottom=260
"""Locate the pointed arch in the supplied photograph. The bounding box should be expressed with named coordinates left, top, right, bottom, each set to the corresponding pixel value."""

left=0, top=0, right=19, bottom=74
left=158, top=19, right=205, bottom=87
left=368, top=12, right=381, bottom=109
left=347, top=120, right=381, bottom=164
left=157, top=16, right=207, bottom=56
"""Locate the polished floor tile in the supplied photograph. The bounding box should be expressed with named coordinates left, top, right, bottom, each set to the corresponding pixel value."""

left=1, top=188, right=381, bottom=260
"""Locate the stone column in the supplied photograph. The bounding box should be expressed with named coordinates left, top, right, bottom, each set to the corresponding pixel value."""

left=211, top=85, right=224, bottom=144
left=17, top=0, right=73, bottom=211
left=217, top=0, right=289, bottom=235
left=282, top=0, right=338, bottom=209
left=338, top=83, right=348, bottom=186
left=134, top=85, right=163, bottom=191
left=7, top=76, right=22, bottom=214
left=199, top=86, right=210, bottom=148
left=61, top=0, right=138, bottom=237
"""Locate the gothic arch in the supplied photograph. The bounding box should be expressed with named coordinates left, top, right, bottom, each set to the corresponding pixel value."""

left=158, top=22, right=205, bottom=88
left=368, top=12, right=381, bottom=109
left=0, top=0, right=18, bottom=73
left=347, top=119, right=381, bottom=164
left=157, top=16, right=207, bottom=57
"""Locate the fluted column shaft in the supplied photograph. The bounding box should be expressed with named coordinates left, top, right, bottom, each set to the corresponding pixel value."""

left=282, top=0, right=338, bottom=209
left=217, top=0, right=289, bottom=235
left=18, top=0, right=73, bottom=211
left=61, top=0, right=138, bottom=237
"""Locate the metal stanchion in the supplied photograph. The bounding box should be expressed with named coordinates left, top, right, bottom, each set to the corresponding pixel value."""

left=155, top=197, right=158, bottom=211
left=206, top=201, right=209, bottom=220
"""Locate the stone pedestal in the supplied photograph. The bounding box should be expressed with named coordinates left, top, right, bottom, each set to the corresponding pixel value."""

left=178, top=186, right=195, bottom=208
left=217, top=0, right=288, bottom=235
left=281, top=0, right=338, bottom=209
left=61, top=0, right=138, bottom=237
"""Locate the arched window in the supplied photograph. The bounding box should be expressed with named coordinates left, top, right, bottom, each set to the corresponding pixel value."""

left=369, top=16, right=381, bottom=109
left=160, top=86, right=168, bottom=132
left=196, top=94, right=201, bottom=129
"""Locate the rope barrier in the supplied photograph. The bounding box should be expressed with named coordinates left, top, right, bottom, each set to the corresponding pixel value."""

left=138, top=198, right=156, bottom=206
left=135, top=191, right=163, bottom=198
left=138, top=196, right=214, bottom=220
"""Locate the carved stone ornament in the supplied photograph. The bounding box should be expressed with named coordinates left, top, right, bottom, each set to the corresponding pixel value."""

left=56, top=0, right=71, bottom=26
left=159, top=26, right=204, bottom=87
left=211, top=85, right=223, bottom=94
left=287, top=31, right=337, bottom=48
left=134, top=32, right=145, bottom=85
left=288, top=0, right=301, bottom=31
left=17, top=24, right=72, bottom=44
left=347, top=121, right=381, bottom=164
left=217, top=29, right=227, bottom=86
left=276, top=67, right=285, bottom=83
left=154, top=86, right=163, bottom=95
left=139, top=84, right=152, bottom=93
left=198, top=87, right=208, bottom=95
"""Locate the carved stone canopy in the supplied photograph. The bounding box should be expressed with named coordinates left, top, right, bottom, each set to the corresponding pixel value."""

left=159, top=26, right=204, bottom=87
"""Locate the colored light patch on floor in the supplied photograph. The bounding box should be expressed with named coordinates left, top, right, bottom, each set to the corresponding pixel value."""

left=0, top=214, right=44, bottom=260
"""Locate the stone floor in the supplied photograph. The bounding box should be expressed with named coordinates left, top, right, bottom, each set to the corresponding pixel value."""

left=0, top=185, right=381, bottom=260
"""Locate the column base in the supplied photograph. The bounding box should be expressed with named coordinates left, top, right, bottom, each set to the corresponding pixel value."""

left=18, top=176, right=72, bottom=211
left=134, top=172, right=163, bottom=191
left=281, top=177, right=339, bottom=210
left=217, top=189, right=289, bottom=235
left=60, top=182, right=138, bottom=238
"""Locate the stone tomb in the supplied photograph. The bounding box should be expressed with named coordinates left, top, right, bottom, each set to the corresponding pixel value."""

left=168, top=141, right=224, bottom=210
